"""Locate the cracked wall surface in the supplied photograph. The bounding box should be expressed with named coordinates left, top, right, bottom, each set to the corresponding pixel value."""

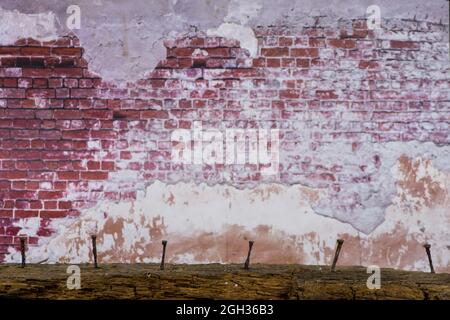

left=0, top=0, right=449, bottom=272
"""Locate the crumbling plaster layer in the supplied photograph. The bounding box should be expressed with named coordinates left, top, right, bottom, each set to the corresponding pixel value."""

left=6, top=141, right=450, bottom=272
left=87, top=121, right=450, bottom=234
left=1, top=0, right=448, bottom=82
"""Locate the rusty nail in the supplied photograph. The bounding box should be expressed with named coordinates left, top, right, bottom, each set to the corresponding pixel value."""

left=244, top=240, right=254, bottom=270
left=423, top=243, right=435, bottom=274
left=20, top=237, right=26, bottom=268
left=160, top=240, right=167, bottom=270
left=91, top=235, right=98, bottom=268
left=331, top=239, right=344, bottom=272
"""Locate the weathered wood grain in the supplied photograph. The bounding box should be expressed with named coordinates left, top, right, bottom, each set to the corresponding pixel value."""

left=0, top=264, right=449, bottom=300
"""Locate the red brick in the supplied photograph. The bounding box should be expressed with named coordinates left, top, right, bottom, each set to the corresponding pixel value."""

left=53, top=182, right=66, bottom=191
left=57, top=172, right=80, bottom=180
left=206, top=48, right=230, bottom=57
left=261, top=48, right=289, bottom=57
left=15, top=210, right=39, bottom=218
left=44, top=201, right=57, bottom=210
left=309, top=38, right=326, bottom=47
left=38, top=191, right=64, bottom=200
left=26, top=89, right=55, bottom=98
left=48, top=78, right=63, bottom=88
left=169, top=48, right=195, bottom=57
left=16, top=160, right=45, bottom=170
left=87, top=161, right=101, bottom=170
left=279, top=37, right=293, bottom=46
left=90, top=130, right=116, bottom=139
left=359, top=60, right=379, bottom=69
left=20, top=47, right=50, bottom=56
left=140, top=110, right=169, bottom=119
left=316, top=90, right=339, bottom=99
left=40, top=210, right=67, bottom=218
left=58, top=201, right=72, bottom=210
left=33, top=78, right=48, bottom=88
left=280, top=89, right=300, bottom=99
left=290, top=48, right=319, bottom=57
left=64, top=78, right=78, bottom=88
left=113, top=110, right=140, bottom=119
left=37, top=228, right=53, bottom=237
left=390, top=40, right=420, bottom=49
left=71, top=88, right=97, bottom=98
left=81, top=171, right=109, bottom=180
left=0, top=210, right=13, bottom=218
left=3, top=78, right=18, bottom=87
left=14, top=129, right=39, bottom=138
left=101, top=161, right=115, bottom=171
left=53, top=68, right=83, bottom=77
left=79, top=79, right=93, bottom=88
left=179, top=120, right=192, bottom=129
left=328, top=39, right=356, bottom=49
left=11, top=118, right=39, bottom=128
left=0, top=236, right=13, bottom=244
left=296, top=59, right=310, bottom=68
left=266, top=58, right=281, bottom=67
left=62, top=130, right=90, bottom=139
left=0, top=88, right=25, bottom=98
left=0, top=47, right=20, bottom=55
left=7, top=228, right=23, bottom=239
left=30, top=201, right=43, bottom=209
left=51, top=47, right=83, bottom=57
left=6, top=109, right=35, bottom=118
left=22, top=68, right=52, bottom=77
left=164, top=119, right=178, bottom=129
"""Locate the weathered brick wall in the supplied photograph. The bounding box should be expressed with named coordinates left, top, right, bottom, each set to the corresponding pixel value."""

left=0, top=17, right=449, bottom=271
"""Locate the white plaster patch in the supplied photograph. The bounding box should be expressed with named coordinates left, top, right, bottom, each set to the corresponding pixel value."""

left=7, top=181, right=350, bottom=264
left=224, top=0, right=262, bottom=25
left=0, top=7, right=58, bottom=43
left=13, top=218, right=40, bottom=237
left=207, top=22, right=258, bottom=57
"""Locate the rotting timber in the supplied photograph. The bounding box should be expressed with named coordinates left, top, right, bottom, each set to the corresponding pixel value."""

left=0, top=264, right=449, bottom=299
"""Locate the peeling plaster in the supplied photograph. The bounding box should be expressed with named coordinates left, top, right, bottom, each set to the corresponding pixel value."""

left=207, top=23, right=257, bottom=57
left=1, top=0, right=448, bottom=82
left=8, top=159, right=450, bottom=272
left=0, top=7, right=58, bottom=42
left=3, top=128, right=450, bottom=270
left=302, top=141, right=450, bottom=233
left=7, top=142, right=450, bottom=271
left=96, top=119, right=450, bottom=235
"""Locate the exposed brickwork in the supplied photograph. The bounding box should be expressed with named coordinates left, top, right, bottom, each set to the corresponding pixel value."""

left=0, top=19, right=449, bottom=262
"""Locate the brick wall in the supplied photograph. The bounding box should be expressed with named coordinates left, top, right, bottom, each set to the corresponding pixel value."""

left=0, top=18, right=449, bottom=268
